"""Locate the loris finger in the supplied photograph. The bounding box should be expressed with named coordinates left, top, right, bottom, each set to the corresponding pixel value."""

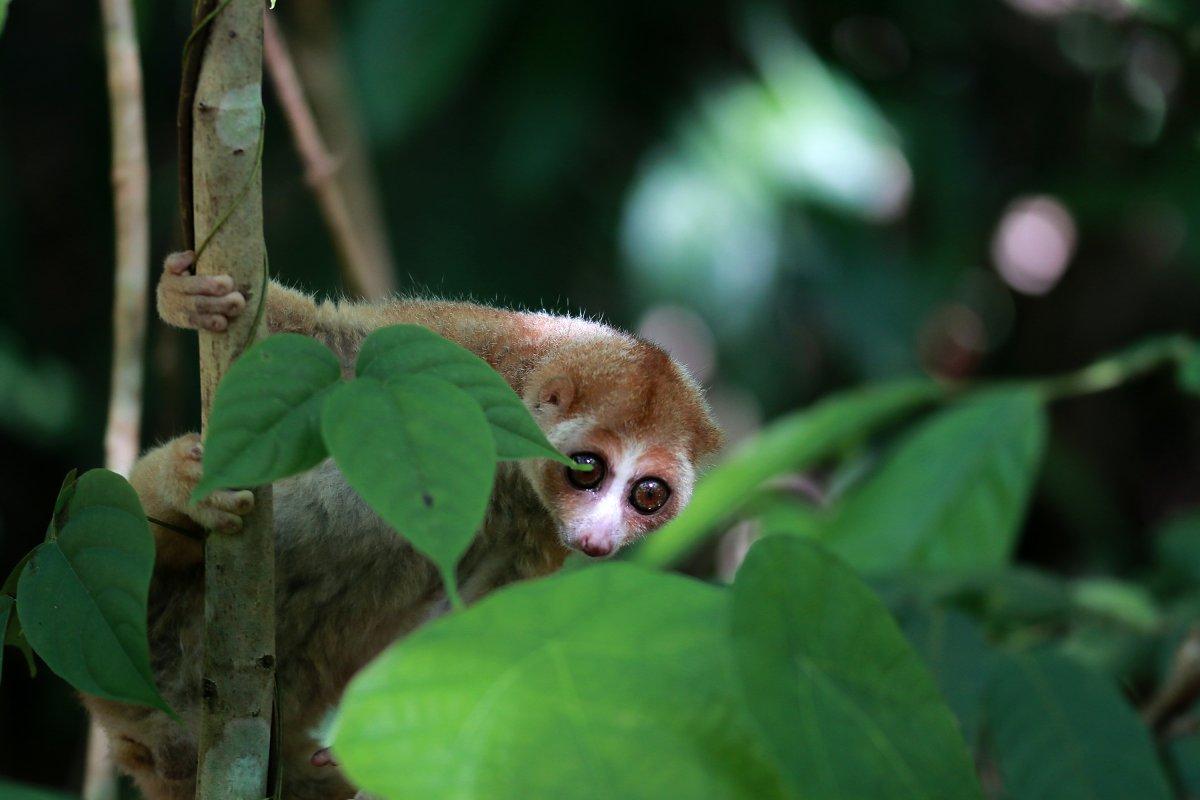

left=192, top=293, right=246, bottom=317
left=164, top=250, right=196, bottom=275
left=174, top=273, right=237, bottom=297
left=205, top=489, right=255, bottom=516
left=190, top=505, right=246, bottom=534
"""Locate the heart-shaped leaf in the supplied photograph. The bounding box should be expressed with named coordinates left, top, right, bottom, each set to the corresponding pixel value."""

left=356, top=324, right=573, bottom=465
left=731, top=536, right=983, bottom=799
left=193, top=333, right=342, bottom=500
left=321, top=376, right=496, bottom=599
left=823, top=388, right=1046, bottom=573
left=333, top=564, right=787, bottom=800
left=16, top=470, right=169, bottom=712
left=985, top=651, right=1172, bottom=800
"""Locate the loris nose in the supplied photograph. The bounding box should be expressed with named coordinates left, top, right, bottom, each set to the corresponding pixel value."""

left=578, top=535, right=613, bottom=558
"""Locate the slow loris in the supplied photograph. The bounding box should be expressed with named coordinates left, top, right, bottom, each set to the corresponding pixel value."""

left=84, top=251, right=722, bottom=800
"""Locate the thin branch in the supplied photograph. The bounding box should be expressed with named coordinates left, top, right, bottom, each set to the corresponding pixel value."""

left=178, top=0, right=217, bottom=250
left=187, top=1, right=276, bottom=797
left=263, top=13, right=393, bottom=299
left=88, top=0, right=152, bottom=795
left=279, top=0, right=397, bottom=298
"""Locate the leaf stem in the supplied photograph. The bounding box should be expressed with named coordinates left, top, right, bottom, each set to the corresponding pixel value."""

left=441, top=566, right=465, bottom=612
left=1036, top=335, right=1193, bottom=402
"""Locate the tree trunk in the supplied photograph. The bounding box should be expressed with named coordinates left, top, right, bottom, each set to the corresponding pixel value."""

left=189, top=2, right=276, bottom=798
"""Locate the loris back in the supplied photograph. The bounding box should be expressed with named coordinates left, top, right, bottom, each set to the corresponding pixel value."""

left=85, top=251, right=721, bottom=800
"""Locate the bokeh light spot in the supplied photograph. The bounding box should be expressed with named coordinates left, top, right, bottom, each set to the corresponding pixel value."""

left=991, top=195, right=1078, bottom=296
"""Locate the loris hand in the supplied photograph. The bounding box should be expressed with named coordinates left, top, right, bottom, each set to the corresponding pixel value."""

left=157, top=250, right=246, bottom=332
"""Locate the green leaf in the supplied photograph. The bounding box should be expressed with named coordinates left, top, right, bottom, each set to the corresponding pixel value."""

left=2, top=547, right=34, bottom=596
left=67, top=466, right=142, bottom=519
left=16, top=470, right=169, bottom=712
left=731, top=536, right=982, bottom=799
left=896, top=605, right=994, bottom=750
left=333, top=564, right=787, bottom=800
left=630, top=379, right=940, bottom=567
left=321, top=376, right=496, bottom=597
left=47, top=467, right=78, bottom=538
left=985, top=651, right=1172, bottom=800
left=1069, top=577, right=1160, bottom=634
left=0, top=779, right=77, bottom=800
left=3, top=603, right=35, bottom=677
left=823, top=389, right=1047, bottom=574
left=193, top=334, right=342, bottom=500
left=1, top=548, right=36, bottom=677
left=0, top=0, right=9, bottom=36
left=356, top=324, right=572, bottom=465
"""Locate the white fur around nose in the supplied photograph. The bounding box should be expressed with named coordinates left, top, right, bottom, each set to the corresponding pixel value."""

left=574, top=445, right=644, bottom=552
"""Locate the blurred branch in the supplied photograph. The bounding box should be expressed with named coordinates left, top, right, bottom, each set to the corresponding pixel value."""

left=187, top=1, right=276, bottom=797
left=88, top=0, right=152, bottom=795
left=1143, top=625, right=1200, bottom=736
left=178, top=0, right=217, bottom=250
left=264, top=13, right=392, bottom=299
left=279, top=0, right=396, bottom=299
left=1038, top=335, right=1194, bottom=402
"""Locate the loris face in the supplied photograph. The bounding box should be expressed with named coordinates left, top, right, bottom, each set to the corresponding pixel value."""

left=521, top=335, right=721, bottom=558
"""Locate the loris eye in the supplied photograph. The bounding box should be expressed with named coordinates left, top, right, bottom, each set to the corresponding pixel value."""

left=567, top=452, right=606, bottom=490
left=630, top=477, right=671, bottom=514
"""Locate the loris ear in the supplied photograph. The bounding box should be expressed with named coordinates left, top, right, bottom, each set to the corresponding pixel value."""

left=693, top=410, right=724, bottom=461
left=534, top=375, right=576, bottom=416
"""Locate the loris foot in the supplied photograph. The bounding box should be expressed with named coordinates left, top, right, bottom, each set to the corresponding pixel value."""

left=170, top=434, right=255, bottom=533
left=157, top=250, right=246, bottom=332
left=130, top=433, right=256, bottom=568
left=133, top=433, right=255, bottom=534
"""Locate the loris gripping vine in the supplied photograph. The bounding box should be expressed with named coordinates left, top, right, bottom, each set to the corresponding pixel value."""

left=84, top=251, right=722, bottom=800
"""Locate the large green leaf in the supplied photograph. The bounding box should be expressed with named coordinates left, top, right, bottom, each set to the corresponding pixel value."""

left=731, top=536, right=983, bottom=799
left=333, top=564, right=787, bottom=800
left=823, top=389, right=1047, bottom=574
left=896, top=605, right=994, bottom=750
left=321, top=376, right=496, bottom=597
left=16, top=470, right=169, bottom=712
left=356, top=324, right=572, bottom=465
left=985, top=651, right=1171, bottom=800
left=193, top=334, right=342, bottom=500
left=631, top=380, right=940, bottom=567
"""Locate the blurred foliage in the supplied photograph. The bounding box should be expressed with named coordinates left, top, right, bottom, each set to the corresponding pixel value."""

left=1, top=0, right=1199, bottom=795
